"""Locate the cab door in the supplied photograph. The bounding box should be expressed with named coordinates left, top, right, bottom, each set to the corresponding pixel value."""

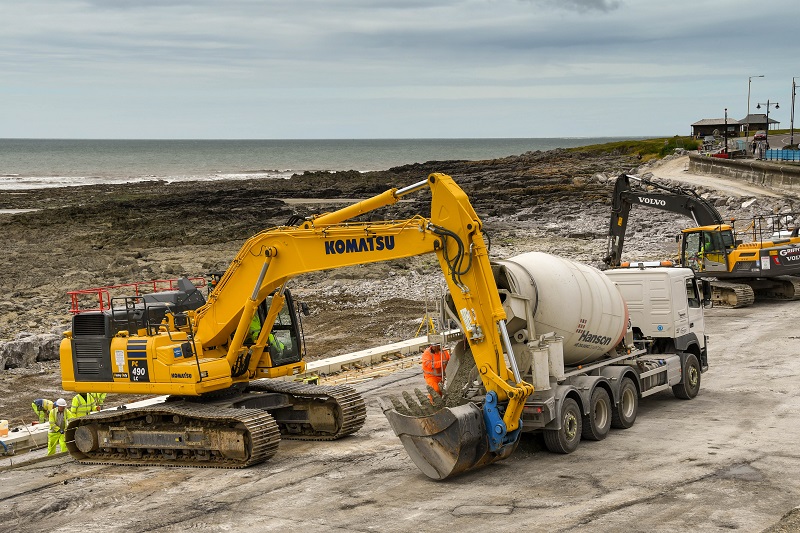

left=257, top=289, right=305, bottom=367
left=685, top=277, right=705, bottom=344
left=700, top=231, right=729, bottom=273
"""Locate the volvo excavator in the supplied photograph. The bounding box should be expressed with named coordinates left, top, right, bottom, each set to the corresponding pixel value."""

left=60, top=173, right=534, bottom=475
left=604, top=173, right=800, bottom=307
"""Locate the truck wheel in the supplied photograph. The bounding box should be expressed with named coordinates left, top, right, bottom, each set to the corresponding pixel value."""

left=543, top=398, right=582, bottom=454
left=581, top=387, right=611, bottom=441
left=673, top=354, right=701, bottom=400
left=611, top=377, right=638, bottom=429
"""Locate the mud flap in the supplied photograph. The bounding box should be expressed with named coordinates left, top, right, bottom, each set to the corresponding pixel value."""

left=382, top=402, right=516, bottom=480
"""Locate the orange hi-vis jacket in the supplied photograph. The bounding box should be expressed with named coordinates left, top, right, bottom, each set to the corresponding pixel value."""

left=421, top=346, right=450, bottom=393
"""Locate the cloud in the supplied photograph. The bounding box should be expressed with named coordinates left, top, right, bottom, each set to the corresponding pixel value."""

left=524, top=0, right=622, bottom=13
left=1, top=0, right=799, bottom=138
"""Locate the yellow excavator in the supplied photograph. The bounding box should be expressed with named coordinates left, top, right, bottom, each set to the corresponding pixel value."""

left=605, top=174, right=800, bottom=307
left=60, top=173, right=534, bottom=475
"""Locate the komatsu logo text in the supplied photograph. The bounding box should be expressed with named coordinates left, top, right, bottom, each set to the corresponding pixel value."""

left=578, top=330, right=612, bottom=346
left=637, top=197, right=667, bottom=206
left=325, top=236, right=395, bottom=255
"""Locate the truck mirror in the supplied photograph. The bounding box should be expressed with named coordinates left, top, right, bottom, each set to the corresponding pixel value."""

left=700, top=279, right=713, bottom=307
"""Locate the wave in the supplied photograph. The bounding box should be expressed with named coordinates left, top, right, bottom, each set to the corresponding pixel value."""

left=0, top=170, right=300, bottom=191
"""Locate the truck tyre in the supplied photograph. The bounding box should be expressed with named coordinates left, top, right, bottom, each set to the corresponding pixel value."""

left=611, top=377, right=638, bottom=429
left=673, top=353, right=701, bottom=400
left=544, top=398, right=582, bottom=454
left=581, top=387, right=611, bottom=441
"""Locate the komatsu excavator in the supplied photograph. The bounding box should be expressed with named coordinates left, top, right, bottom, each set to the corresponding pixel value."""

left=604, top=174, right=800, bottom=307
left=60, top=173, right=533, bottom=475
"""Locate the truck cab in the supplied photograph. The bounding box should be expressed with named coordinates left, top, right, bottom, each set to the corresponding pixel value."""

left=604, top=267, right=709, bottom=371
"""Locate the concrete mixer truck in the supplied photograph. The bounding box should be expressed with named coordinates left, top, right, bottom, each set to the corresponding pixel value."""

left=385, top=252, right=709, bottom=477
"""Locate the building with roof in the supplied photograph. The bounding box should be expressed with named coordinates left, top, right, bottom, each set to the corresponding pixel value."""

left=739, top=113, right=780, bottom=133
left=691, top=118, right=741, bottom=138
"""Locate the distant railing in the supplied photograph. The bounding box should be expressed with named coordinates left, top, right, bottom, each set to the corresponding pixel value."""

left=764, top=149, right=800, bottom=162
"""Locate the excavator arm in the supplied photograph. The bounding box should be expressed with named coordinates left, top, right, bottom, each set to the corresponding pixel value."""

left=189, top=174, right=533, bottom=478
left=605, top=174, right=725, bottom=267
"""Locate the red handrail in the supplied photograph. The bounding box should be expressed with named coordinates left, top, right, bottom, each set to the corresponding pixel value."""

left=68, top=277, right=207, bottom=314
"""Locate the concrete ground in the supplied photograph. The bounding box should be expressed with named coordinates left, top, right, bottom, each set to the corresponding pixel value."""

left=1, top=302, right=799, bottom=532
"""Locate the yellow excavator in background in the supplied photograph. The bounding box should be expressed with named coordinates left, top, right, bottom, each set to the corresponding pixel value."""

left=605, top=174, right=800, bottom=307
left=61, top=173, right=534, bottom=475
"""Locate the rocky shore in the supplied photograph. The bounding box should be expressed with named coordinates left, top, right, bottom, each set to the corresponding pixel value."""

left=0, top=147, right=792, bottom=423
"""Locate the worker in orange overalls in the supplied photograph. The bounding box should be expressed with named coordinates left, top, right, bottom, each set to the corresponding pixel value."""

left=421, top=344, right=450, bottom=395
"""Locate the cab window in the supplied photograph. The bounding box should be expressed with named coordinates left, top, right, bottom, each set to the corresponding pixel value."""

left=685, top=278, right=700, bottom=308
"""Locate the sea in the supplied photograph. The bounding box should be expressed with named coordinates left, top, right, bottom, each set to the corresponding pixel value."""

left=0, top=137, right=630, bottom=191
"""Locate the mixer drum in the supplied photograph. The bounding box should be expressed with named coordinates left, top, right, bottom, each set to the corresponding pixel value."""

left=493, top=252, right=628, bottom=365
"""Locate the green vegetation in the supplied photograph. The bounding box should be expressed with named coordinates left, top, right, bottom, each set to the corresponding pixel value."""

left=569, top=136, right=700, bottom=162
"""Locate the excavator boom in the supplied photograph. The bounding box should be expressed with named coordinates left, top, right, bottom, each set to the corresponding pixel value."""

left=605, top=174, right=725, bottom=268
left=191, top=173, right=533, bottom=478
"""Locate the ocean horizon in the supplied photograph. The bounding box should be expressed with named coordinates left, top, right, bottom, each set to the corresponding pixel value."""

left=0, top=137, right=649, bottom=190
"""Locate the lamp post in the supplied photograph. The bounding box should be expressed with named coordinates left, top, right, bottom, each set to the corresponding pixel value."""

left=747, top=75, right=765, bottom=140
left=724, top=108, right=728, bottom=155
left=792, top=77, right=798, bottom=148
left=756, top=100, right=779, bottom=159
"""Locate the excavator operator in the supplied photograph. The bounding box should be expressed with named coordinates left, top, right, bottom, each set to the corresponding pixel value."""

left=247, top=313, right=285, bottom=357
left=421, top=344, right=450, bottom=395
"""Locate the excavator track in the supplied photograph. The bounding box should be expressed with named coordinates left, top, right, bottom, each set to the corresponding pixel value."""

left=710, top=281, right=755, bottom=308
left=65, top=403, right=280, bottom=468
left=246, top=381, right=366, bottom=440
left=752, top=276, right=800, bottom=301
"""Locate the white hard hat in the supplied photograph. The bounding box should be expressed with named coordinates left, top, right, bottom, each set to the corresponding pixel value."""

left=56, top=398, right=67, bottom=407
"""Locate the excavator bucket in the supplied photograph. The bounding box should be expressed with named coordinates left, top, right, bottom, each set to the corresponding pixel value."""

left=381, top=388, right=515, bottom=480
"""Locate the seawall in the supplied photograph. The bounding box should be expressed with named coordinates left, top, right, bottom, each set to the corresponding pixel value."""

left=688, top=153, right=800, bottom=193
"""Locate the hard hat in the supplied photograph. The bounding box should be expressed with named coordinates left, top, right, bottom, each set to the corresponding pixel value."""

left=56, top=398, right=67, bottom=407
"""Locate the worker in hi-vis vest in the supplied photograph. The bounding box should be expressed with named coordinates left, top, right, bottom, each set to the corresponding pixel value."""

left=32, top=398, right=54, bottom=423
left=71, top=392, right=106, bottom=418
left=421, top=344, right=450, bottom=395
left=48, top=398, right=74, bottom=455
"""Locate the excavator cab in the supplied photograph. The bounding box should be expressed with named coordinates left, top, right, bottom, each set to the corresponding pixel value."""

left=681, top=225, right=735, bottom=273
left=253, top=290, right=306, bottom=368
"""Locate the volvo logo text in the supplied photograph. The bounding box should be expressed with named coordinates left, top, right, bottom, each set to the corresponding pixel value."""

left=637, top=197, right=667, bottom=206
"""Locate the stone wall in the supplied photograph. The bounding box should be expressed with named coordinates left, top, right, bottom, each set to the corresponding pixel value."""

left=688, top=153, right=800, bottom=193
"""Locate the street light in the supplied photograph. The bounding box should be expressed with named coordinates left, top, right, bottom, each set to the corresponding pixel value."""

left=747, top=75, right=765, bottom=140
left=756, top=100, right=779, bottom=158
left=792, top=77, right=798, bottom=148
left=724, top=108, right=728, bottom=155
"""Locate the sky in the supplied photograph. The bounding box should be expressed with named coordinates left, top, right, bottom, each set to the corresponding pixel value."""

left=1, top=0, right=798, bottom=139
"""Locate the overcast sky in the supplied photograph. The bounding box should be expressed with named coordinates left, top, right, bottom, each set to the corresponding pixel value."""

left=2, top=0, right=797, bottom=139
